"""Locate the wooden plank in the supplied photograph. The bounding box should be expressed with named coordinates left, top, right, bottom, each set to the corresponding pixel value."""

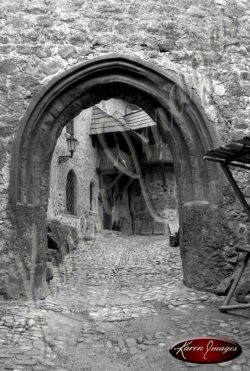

left=220, top=303, right=250, bottom=311
left=230, top=160, right=250, bottom=169
left=232, top=157, right=250, bottom=165
left=240, top=154, right=250, bottom=161
left=206, top=150, right=232, bottom=159
left=217, top=148, right=237, bottom=155
left=206, top=150, right=250, bottom=164
left=210, top=151, right=231, bottom=159
left=235, top=138, right=250, bottom=146
left=129, top=130, right=149, bottom=144
left=106, top=173, right=123, bottom=191
left=226, top=143, right=243, bottom=150
left=204, top=156, right=250, bottom=170
left=220, top=251, right=250, bottom=310
left=203, top=156, right=225, bottom=163
left=236, top=245, right=250, bottom=253
left=210, top=148, right=250, bottom=160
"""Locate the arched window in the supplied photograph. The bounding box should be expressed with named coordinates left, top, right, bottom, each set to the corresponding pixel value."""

left=90, top=181, right=95, bottom=211
left=66, top=170, right=77, bottom=215
left=66, top=120, right=74, bottom=135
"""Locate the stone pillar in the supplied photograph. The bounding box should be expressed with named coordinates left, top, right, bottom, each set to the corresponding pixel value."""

left=8, top=204, right=48, bottom=300
left=180, top=201, right=228, bottom=292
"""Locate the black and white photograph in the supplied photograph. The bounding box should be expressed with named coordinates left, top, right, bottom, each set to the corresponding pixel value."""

left=0, top=0, right=249, bottom=370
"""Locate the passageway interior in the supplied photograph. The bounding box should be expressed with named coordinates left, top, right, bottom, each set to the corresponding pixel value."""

left=6, top=54, right=245, bottom=371
left=47, top=98, right=179, bottom=261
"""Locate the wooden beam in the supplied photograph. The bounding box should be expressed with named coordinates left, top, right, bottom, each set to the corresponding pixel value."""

left=106, top=173, right=123, bottom=191
left=219, top=251, right=250, bottom=311
left=220, top=303, right=250, bottom=311
left=115, top=178, right=135, bottom=201
left=130, top=130, right=149, bottom=144
left=142, top=140, right=153, bottom=162
left=97, top=169, right=119, bottom=175
left=114, top=121, right=149, bottom=144
left=150, top=125, right=160, bottom=145
left=220, top=163, right=250, bottom=219
left=236, top=138, right=250, bottom=146
left=236, top=245, right=250, bottom=253
left=205, top=157, right=250, bottom=171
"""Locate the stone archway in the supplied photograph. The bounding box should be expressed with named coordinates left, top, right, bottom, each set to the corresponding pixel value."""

left=9, top=54, right=225, bottom=299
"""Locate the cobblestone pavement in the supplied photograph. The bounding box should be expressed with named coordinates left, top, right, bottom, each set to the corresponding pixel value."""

left=0, top=232, right=250, bottom=371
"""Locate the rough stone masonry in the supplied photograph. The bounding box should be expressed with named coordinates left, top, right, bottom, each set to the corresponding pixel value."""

left=0, top=0, right=249, bottom=299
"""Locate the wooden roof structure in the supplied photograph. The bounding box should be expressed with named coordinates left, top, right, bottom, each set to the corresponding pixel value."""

left=123, top=110, right=156, bottom=130
left=90, top=106, right=126, bottom=134
left=90, top=106, right=156, bottom=135
left=204, top=136, right=250, bottom=170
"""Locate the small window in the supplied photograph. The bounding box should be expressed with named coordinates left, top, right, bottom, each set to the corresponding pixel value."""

left=90, top=181, right=95, bottom=211
left=66, top=120, right=74, bottom=135
left=66, top=170, right=77, bottom=215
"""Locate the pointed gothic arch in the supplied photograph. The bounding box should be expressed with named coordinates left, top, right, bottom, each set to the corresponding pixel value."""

left=9, top=54, right=225, bottom=298
left=66, top=169, right=77, bottom=216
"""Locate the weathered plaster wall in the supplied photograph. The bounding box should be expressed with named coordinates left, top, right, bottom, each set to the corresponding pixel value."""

left=130, top=165, right=178, bottom=234
left=47, top=107, right=99, bottom=231
left=47, top=98, right=134, bottom=236
left=0, top=0, right=249, bottom=297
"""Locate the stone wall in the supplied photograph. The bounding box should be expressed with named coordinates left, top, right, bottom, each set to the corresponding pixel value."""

left=47, top=98, right=136, bottom=237
left=47, top=107, right=99, bottom=233
left=1, top=0, right=249, bottom=211
left=130, top=165, right=178, bottom=234
left=112, top=186, right=132, bottom=234
left=0, top=0, right=250, bottom=297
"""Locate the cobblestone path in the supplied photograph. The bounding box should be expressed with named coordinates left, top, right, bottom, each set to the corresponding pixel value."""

left=0, top=232, right=250, bottom=371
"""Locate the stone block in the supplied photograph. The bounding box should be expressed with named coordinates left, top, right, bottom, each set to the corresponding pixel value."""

left=181, top=201, right=229, bottom=291
left=187, top=5, right=206, bottom=17
left=242, top=84, right=250, bottom=96
left=239, top=71, right=250, bottom=81
left=125, top=337, right=137, bottom=348
left=15, top=358, right=37, bottom=366
left=129, top=347, right=138, bottom=355
left=118, top=338, right=125, bottom=349
left=58, top=46, right=77, bottom=60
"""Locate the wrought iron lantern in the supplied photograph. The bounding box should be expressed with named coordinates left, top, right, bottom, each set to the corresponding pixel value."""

left=58, top=134, right=77, bottom=163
